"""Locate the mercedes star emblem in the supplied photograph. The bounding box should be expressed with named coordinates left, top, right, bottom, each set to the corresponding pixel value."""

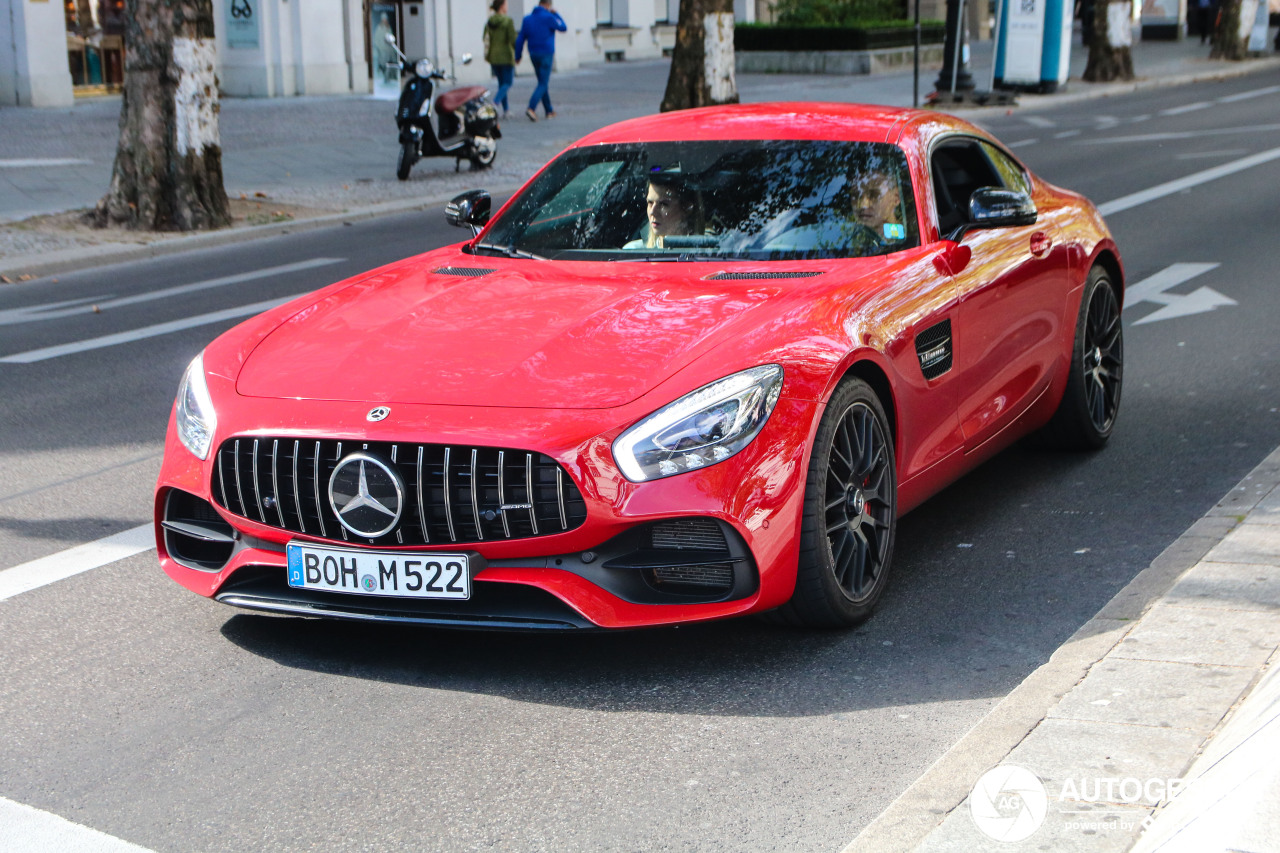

left=328, top=452, right=404, bottom=538
left=367, top=406, right=391, bottom=422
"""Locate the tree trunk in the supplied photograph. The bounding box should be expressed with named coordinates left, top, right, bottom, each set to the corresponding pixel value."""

left=91, top=0, right=231, bottom=232
left=1210, top=0, right=1249, bottom=59
left=660, top=0, right=739, bottom=112
left=1082, top=0, right=1135, bottom=82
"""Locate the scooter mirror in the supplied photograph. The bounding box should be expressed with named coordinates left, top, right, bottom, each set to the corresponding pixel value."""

left=446, top=190, right=491, bottom=235
left=384, top=33, right=397, bottom=45
left=459, top=53, right=473, bottom=65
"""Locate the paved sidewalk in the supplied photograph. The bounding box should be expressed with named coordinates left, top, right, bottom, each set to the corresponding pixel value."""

left=1, top=28, right=1278, bottom=278
left=846, top=447, right=1280, bottom=852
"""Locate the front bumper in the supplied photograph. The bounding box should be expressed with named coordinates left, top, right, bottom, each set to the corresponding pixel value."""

left=155, top=395, right=816, bottom=630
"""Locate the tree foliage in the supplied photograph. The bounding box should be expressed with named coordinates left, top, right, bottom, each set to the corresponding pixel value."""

left=771, top=0, right=906, bottom=26
left=92, top=0, right=231, bottom=231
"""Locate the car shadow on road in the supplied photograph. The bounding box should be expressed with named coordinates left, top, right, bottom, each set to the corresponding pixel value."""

left=216, top=442, right=1153, bottom=718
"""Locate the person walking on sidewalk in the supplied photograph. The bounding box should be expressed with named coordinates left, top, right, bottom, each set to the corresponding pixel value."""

left=485, top=0, right=517, bottom=117
left=515, top=0, right=567, bottom=121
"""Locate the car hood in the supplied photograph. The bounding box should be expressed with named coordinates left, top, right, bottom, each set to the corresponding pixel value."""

left=235, top=257, right=792, bottom=409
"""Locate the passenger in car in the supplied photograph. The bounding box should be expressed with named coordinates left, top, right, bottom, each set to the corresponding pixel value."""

left=624, top=174, right=705, bottom=249
left=851, top=170, right=907, bottom=242
left=762, top=167, right=910, bottom=256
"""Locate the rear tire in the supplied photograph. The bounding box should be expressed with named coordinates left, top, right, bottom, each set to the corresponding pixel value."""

left=396, top=142, right=415, bottom=181
left=1040, top=266, right=1124, bottom=449
left=774, top=378, right=897, bottom=628
left=469, top=136, right=497, bottom=170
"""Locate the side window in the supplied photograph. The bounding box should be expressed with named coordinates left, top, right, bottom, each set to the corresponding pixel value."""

left=930, top=140, right=1003, bottom=237
left=979, top=141, right=1032, bottom=195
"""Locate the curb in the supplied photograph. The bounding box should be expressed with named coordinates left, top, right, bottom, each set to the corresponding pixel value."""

left=841, top=444, right=1280, bottom=853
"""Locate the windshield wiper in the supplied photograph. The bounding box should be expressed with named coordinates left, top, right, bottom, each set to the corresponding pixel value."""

left=472, top=242, right=547, bottom=261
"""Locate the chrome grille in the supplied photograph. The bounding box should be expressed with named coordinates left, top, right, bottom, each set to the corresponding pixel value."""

left=212, top=438, right=586, bottom=546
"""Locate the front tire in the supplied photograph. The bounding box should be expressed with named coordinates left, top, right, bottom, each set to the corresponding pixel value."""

left=1041, top=266, right=1124, bottom=449
left=775, top=378, right=897, bottom=628
left=396, top=141, right=415, bottom=181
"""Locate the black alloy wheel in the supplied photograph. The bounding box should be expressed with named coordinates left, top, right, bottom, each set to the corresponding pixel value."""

left=1041, top=266, right=1124, bottom=449
left=1082, top=277, right=1123, bottom=435
left=776, top=378, right=897, bottom=628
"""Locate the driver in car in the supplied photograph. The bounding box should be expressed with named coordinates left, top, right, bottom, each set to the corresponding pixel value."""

left=624, top=173, right=705, bottom=249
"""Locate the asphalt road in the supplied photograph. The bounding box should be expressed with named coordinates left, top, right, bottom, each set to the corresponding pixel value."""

left=1, top=71, right=1279, bottom=852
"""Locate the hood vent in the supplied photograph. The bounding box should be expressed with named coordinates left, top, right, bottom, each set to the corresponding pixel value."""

left=704, top=271, right=824, bottom=280
left=433, top=266, right=496, bottom=277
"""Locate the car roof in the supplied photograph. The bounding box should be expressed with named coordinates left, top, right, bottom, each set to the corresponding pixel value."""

left=570, top=102, right=963, bottom=147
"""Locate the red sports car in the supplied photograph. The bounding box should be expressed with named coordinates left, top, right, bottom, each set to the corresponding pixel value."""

left=156, top=103, right=1123, bottom=630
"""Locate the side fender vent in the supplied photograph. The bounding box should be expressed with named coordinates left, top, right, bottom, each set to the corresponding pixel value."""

left=915, top=319, right=953, bottom=380
left=433, top=266, right=496, bottom=277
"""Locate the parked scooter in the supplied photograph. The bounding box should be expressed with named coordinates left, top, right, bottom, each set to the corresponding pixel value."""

left=384, top=34, right=500, bottom=179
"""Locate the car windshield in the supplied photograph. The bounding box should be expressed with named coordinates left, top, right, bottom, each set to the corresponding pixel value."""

left=473, top=140, right=919, bottom=261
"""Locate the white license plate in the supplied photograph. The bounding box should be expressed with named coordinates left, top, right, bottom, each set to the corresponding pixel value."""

left=286, top=541, right=471, bottom=600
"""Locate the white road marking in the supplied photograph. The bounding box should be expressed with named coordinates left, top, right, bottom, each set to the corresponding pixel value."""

left=1097, top=145, right=1280, bottom=216
left=1217, top=84, right=1280, bottom=103
left=0, top=796, right=154, bottom=852
left=0, top=294, right=303, bottom=364
left=1022, top=116, right=1056, bottom=128
left=0, top=158, right=93, bottom=168
left=0, top=258, right=343, bottom=326
left=1124, top=263, right=1235, bottom=325
left=1176, top=149, right=1248, bottom=160
left=1160, top=101, right=1213, bottom=116
left=1007, top=138, right=1039, bottom=148
left=1053, top=130, right=1082, bottom=139
left=0, top=524, right=154, bottom=601
left=1082, top=122, right=1280, bottom=144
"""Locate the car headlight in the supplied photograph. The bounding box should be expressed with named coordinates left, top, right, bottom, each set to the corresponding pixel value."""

left=175, top=352, right=217, bottom=460
left=613, top=365, right=783, bottom=483
left=415, top=59, right=434, bottom=78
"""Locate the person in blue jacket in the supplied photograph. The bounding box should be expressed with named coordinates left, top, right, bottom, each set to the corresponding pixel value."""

left=515, top=0, right=567, bottom=121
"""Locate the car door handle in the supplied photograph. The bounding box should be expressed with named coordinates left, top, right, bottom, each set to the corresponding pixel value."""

left=1030, top=231, right=1052, bottom=256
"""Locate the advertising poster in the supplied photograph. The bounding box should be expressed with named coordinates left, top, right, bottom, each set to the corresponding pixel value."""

left=371, top=4, right=401, bottom=100
left=1004, top=0, right=1047, bottom=86
left=227, top=0, right=260, bottom=49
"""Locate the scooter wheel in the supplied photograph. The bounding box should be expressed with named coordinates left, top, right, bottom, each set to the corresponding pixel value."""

left=396, top=141, right=415, bottom=181
left=469, top=137, right=497, bottom=171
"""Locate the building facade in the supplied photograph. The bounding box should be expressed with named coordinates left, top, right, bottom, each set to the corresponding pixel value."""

left=2, top=0, right=765, bottom=107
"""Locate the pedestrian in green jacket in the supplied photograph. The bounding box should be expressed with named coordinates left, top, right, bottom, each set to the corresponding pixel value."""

left=485, top=0, right=517, bottom=116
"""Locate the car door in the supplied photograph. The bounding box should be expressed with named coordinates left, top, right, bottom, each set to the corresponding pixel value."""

left=932, top=138, right=1069, bottom=451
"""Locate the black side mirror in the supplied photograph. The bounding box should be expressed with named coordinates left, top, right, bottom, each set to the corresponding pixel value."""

left=446, top=190, right=491, bottom=235
left=968, top=187, right=1037, bottom=229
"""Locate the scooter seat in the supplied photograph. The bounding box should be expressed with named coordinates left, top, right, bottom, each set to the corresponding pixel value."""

left=436, top=86, right=487, bottom=114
